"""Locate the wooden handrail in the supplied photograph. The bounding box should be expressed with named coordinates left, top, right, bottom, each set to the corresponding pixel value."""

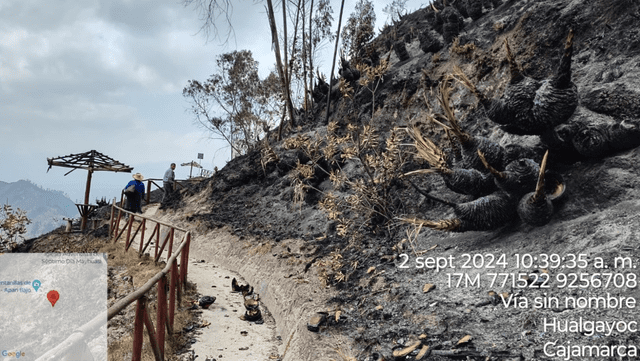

left=145, top=178, right=193, bottom=203
left=39, top=198, right=194, bottom=361
left=112, top=203, right=189, bottom=233
left=107, top=229, right=189, bottom=318
left=108, top=199, right=192, bottom=361
left=108, top=199, right=190, bottom=318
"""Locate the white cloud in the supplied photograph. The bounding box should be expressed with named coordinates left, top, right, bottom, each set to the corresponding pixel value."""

left=1, top=0, right=429, bottom=203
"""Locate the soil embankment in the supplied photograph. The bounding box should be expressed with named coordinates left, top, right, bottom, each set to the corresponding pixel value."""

left=149, top=201, right=351, bottom=361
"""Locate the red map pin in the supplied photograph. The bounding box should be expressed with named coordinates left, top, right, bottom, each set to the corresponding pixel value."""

left=47, top=290, right=60, bottom=307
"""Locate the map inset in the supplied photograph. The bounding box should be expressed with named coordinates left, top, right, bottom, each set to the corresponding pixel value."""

left=0, top=253, right=107, bottom=360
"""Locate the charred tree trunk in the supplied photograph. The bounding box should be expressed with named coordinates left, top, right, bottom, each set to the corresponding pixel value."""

left=266, top=0, right=295, bottom=140
left=308, top=0, right=314, bottom=111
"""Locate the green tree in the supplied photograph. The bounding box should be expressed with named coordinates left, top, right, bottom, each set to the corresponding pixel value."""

left=183, top=1, right=337, bottom=134
left=301, top=0, right=334, bottom=109
left=0, top=204, right=31, bottom=252
left=182, top=0, right=295, bottom=139
left=183, top=50, right=281, bottom=157
left=341, top=0, right=376, bottom=61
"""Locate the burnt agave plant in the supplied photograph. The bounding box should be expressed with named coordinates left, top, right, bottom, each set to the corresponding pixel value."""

left=465, top=0, right=483, bottom=20
left=338, top=55, right=361, bottom=86
left=435, top=80, right=506, bottom=171
left=400, top=190, right=518, bottom=232
left=405, top=125, right=496, bottom=197
left=478, top=150, right=540, bottom=198
left=518, top=151, right=554, bottom=226
left=571, top=119, right=640, bottom=158
left=312, top=72, right=330, bottom=104
left=456, top=30, right=578, bottom=135
left=440, top=6, right=464, bottom=43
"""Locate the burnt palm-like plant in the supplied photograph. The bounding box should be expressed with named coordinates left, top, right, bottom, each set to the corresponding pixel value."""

left=455, top=31, right=577, bottom=135
left=404, top=124, right=495, bottom=197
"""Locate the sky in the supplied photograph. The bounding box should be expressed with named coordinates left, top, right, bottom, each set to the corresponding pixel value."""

left=0, top=0, right=428, bottom=204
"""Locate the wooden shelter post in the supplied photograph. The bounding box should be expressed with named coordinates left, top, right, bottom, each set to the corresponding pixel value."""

left=81, top=168, right=93, bottom=231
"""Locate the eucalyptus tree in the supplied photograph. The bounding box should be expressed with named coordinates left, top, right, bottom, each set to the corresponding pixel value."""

left=183, top=50, right=281, bottom=156
left=183, top=0, right=335, bottom=138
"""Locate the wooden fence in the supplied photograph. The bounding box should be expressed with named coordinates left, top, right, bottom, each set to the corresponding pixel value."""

left=108, top=198, right=192, bottom=361
left=143, top=178, right=188, bottom=204
left=36, top=198, right=193, bottom=361
left=119, top=178, right=189, bottom=207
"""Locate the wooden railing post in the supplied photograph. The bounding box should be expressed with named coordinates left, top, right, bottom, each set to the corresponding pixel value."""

left=114, top=214, right=131, bottom=244
left=155, top=228, right=175, bottom=263
left=169, top=260, right=178, bottom=330
left=125, top=214, right=134, bottom=247
left=180, top=233, right=191, bottom=288
left=139, top=224, right=147, bottom=255
left=109, top=197, right=116, bottom=236
left=141, top=297, right=163, bottom=361
left=127, top=219, right=145, bottom=252
left=140, top=223, right=158, bottom=257
left=131, top=297, right=146, bottom=361
left=146, top=180, right=151, bottom=204
left=112, top=208, right=122, bottom=239
left=157, top=275, right=167, bottom=355
left=167, top=228, right=174, bottom=260
left=139, top=219, right=146, bottom=252
left=155, top=226, right=160, bottom=260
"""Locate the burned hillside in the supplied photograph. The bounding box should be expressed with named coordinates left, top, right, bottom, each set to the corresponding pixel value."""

left=167, top=0, right=640, bottom=359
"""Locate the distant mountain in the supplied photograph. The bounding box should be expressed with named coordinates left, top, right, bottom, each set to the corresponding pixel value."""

left=0, top=180, right=77, bottom=239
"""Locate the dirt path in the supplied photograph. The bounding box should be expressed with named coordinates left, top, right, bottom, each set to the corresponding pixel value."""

left=120, top=204, right=280, bottom=361
left=185, top=261, right=279, bottom=360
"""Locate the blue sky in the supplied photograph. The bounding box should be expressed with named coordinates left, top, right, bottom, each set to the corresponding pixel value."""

left=1, top=0, right=428, bottom=204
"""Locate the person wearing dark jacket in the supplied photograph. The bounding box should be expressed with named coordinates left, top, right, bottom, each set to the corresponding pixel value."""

left=124, top=173, right=145, bottom=213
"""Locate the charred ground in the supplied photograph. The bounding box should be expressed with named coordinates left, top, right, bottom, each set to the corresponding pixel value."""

left=162, top=0, right=640, bottom=359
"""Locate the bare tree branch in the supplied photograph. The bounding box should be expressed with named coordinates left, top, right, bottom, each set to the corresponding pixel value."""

left=182, top=0, right=236, bottom=45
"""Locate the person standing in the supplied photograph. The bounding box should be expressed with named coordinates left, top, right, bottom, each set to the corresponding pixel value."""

left=163, top=163, right=176, bottom=204
left=124, top=173, right=145, bottom=213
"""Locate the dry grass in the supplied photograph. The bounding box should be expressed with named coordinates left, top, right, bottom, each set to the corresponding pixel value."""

left=105, top=238, right=198, bottom=361
left=260, top=139, right=278, bottom=173
left=283, top=133, right=310, bottom=150
left=316, top=250, right=346, bottom=287
left=450, top=37, right=476, bottom=57
left=248, top=242, right=273, bottom=256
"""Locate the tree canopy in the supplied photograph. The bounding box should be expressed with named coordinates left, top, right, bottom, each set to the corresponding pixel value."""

left=183, top=50, right=281, bottom=157
left=341, top=0, right=376, bottom=61
left=0, top=204, right=31, bottom=252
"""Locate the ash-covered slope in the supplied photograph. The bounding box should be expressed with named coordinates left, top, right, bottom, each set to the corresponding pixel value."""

left=171, top=0, right=640, bottom=359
